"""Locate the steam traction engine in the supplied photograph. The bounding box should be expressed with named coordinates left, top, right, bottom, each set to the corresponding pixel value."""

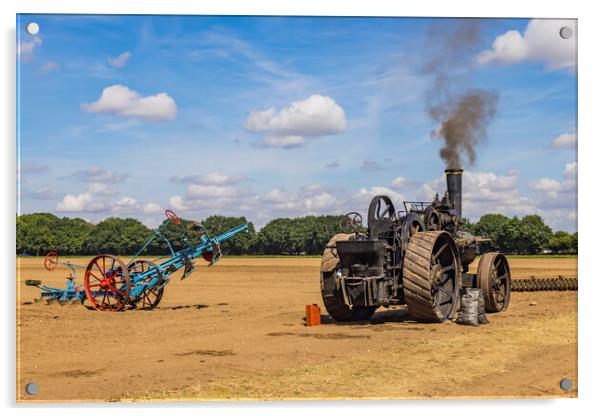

left=320, top=169, right=511, bottom=322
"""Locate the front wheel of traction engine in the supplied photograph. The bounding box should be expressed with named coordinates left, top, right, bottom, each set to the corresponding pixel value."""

left=477, top=252, right=511, bottom=312
left=320, top=233, right=377, bottom=322
left=402, top=231, right=460, bottom=322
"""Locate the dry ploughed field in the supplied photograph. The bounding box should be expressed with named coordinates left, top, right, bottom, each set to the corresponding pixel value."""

left=17, top=256, right=577, bottom=401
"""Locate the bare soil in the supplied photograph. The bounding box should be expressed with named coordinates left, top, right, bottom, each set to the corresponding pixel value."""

left=16, top=256, right=577, bottom=402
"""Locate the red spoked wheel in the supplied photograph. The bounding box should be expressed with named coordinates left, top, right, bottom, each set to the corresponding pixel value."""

left=202, top=251, right=214, bottom=262
left=44, top=251, right=59, bottom=271
left=84, top=255, right=131, bottom=311
left=128, top=260, right=164, bottom=310
left=165, top=209, right=181, bottom=225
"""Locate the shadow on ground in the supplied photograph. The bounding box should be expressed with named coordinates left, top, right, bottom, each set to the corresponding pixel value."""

left=317, top=307, right=438, bottom=326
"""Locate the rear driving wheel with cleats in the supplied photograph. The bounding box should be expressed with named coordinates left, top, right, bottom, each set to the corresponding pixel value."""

left=402, top=231, right=460, bottom=322
left=320, top=233, right=377, bottom=322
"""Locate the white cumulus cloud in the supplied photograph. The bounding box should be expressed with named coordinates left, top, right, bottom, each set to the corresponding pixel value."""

left=82, top=85, right=177, bottom=121
left=551, top=133, right=577, bottom=148
left=170, top=172, right=248, bottom=186
left=87, top=183, right=116, bottom=197
left=244, top=94, right=347, bottom=148
left=529, top=178, right=562, bottom=192
left=56, top=192, right=106, bottom=213
left=108, top=51, right=131, bottom=68
left=564, top=161, right=577, bottom=178
left=56, top=179, right=161, bottom=216
left=302, top=192, right=338, bottom=211
left=18, top=36, right=42, bottom=61
left=142, top=202, right=162, bottom=214
left=354, top=186, right=406, bottom=211
left=186, top=184, right=245, bottom=199
left=65, top=167, right=129, bottom=184
left=528, top=162, right=577, bottom=206
left=477, top=19, right=576, bottom=71
left=391, top=176, right=408, bottom=189
left=169, top=196, right=189, bottom=211
left=113, top=197, right=139, bottom=213
left=418, top=171, right=534, bottom=221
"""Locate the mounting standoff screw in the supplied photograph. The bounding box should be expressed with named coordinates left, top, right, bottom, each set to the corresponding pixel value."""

left=25, top=22, right=39, bottom=35
left=25, top=382, right=38, bottom=395
left=559, top=26, right=573, bottom=40
left=559, top=378, right=573, bottom=392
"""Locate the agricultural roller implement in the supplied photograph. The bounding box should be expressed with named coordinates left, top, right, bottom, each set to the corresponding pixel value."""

left=24, top=210, right=249, bottom=311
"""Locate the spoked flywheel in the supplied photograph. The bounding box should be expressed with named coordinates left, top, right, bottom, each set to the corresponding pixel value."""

left=128, top=260, right=164, bottom=310
left=402, top=231, right=460, bottom=322
left=477, top=252, right=511, bottom=312
left=84, top=255, right=131, bottom=311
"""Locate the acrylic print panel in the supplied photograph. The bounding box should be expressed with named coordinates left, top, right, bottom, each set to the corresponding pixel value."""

left=16, top=14, right=577, bottom=402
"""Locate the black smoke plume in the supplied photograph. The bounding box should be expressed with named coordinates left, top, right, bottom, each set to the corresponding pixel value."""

left=423, top=20, right=499, bottom=169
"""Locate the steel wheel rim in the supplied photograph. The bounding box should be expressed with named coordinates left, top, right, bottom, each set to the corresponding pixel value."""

left=128, top=260, right=163, bottom=310
left=430, top=234, right=459, bottom=318
left=84, top=255, right=131, bottom=311
left=44, top=251, right=59, bottom=270
left=492, top=255, right=511, bottom=310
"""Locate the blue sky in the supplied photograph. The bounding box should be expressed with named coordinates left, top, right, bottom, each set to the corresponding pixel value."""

left=17, top=15, right=577, bottom=231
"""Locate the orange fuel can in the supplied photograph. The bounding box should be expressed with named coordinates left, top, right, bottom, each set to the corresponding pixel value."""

left=305, top=304, right=321, bottom=326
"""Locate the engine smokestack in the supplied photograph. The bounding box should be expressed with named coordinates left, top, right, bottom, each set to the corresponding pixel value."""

left=445, top=169, right=463, bottom=220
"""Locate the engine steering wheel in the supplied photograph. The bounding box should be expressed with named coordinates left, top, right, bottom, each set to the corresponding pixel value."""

left=340, top=212, right=363, bottom=234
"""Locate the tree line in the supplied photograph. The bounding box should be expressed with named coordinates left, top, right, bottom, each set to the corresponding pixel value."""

left=463, top=213, right=577, bottom=255
left=16, top=212, right=576, bottom=256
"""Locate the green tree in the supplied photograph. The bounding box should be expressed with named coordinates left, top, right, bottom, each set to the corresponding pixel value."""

left=472, top=213, right=510, bottom=251
left=55, top=217, right=94, bottom=255
left=254, top=218, right=295, bottom=254
left=547, top=231, right=574, bottom=253
left=17, top=212, right=573, bottom=257
left=197, top=215, right=255, bottom=255
left=460, top=217, right=475, bottom=234
left=149, top=219, right=198, bottom=255
left=84, top=217, right=151, bottom=255
left=16, top=213, right=61, bottom=255
left=255, top=215, right=341, bottom=255
left=472, top=214, right=553, bottom=254
left=518, top=215, right=553, bottom=254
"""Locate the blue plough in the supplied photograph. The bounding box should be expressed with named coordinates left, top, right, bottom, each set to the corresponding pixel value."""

left=24, top=210, right=248, bottom=311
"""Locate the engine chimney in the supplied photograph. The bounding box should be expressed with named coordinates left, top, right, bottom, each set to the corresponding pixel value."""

left=445, top=169, right=463, bottom=220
